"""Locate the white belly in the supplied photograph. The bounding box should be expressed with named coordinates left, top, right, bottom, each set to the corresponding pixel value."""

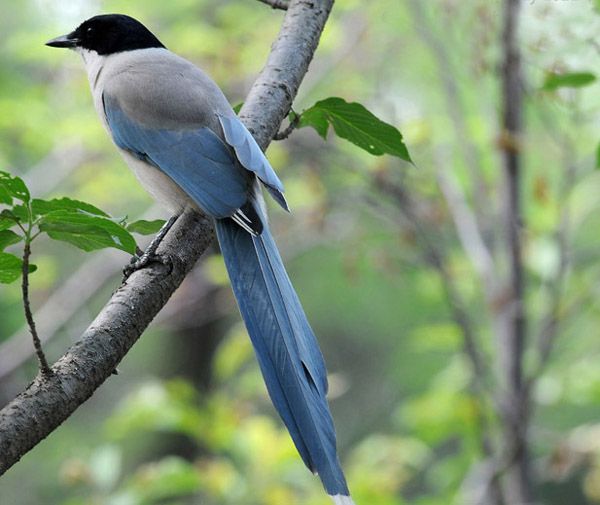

left=121, top=151, right=196, bottom=214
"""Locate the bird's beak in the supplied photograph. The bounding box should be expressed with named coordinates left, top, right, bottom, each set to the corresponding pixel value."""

left=45, top=32, right=79, bottom=49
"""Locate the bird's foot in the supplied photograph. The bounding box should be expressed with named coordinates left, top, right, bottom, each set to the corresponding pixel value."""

left=122, top=214, right=179, bottom=282
left=122, top=250, right=173, bottom=281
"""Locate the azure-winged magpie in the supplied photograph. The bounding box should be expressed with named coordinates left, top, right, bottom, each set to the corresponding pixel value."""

left=47, top=14, right=354, bottom=504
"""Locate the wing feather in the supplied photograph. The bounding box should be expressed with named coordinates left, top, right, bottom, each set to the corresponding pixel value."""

left=103, top=93, right=251, bottom=219
left=218, top=114, right=289, bottom=211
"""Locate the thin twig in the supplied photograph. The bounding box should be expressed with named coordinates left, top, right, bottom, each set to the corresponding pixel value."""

left=408, top=0, right=492, bottom=239
left=21, top=241, right=51, bottom=376
left=436, top=166, right=495, bottom=288
left=273, top=110, right=299, bottom=140
left=256, top=0, right=288, bottom=10
left=527, top=133, right=577, bottom=388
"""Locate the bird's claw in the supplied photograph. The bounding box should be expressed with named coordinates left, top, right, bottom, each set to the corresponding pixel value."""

left=122, top=251, right=172, bottom=281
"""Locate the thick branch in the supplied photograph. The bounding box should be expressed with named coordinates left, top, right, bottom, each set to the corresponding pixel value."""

left=239, top=0, right=333, bottom=144
left=0, top=0, right=334, bottom=475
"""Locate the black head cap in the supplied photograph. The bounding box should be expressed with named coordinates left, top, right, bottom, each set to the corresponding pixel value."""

left=46, top=14, right=165, bottom=55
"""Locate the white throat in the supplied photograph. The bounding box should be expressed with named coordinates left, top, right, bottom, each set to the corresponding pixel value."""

left=76, top=48, right=106, bottom=92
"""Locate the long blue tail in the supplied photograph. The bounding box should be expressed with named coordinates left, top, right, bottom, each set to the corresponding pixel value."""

left=215, top=208, right=351, bottom=500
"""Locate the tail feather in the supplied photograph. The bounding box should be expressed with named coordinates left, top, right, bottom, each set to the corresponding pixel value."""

left=215, top=213, right=350, bottom=497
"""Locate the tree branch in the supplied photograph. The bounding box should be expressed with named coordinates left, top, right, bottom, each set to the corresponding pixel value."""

left=256, top=0, right=289, bottom=10
left=0, top=0, right=334, bottom=475
left=239, top=0, right=333, bottom=143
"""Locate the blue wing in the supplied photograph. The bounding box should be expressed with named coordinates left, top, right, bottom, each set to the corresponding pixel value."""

left=218, top=114, right=289, bottom=211
left=103, top=94, right=251, bottom=219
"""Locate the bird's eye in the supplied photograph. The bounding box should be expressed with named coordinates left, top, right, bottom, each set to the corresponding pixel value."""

left=86, top=27, right=94, bottom=35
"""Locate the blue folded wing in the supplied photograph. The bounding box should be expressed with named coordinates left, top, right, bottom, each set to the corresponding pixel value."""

left=218, top=114, right=289, bottom=211
left=103, top=94, right=250, bottom=219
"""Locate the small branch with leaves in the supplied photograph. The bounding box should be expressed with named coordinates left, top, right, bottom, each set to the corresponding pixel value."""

left=272, top=98, right=412, bottom=163
left=0, top=171, right=163, bottom=377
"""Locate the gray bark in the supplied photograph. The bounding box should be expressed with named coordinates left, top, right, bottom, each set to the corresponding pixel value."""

left=0, top=0, right=334, bottom=475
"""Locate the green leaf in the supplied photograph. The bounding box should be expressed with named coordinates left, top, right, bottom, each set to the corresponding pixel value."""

left=0, top=230, right=22, bottom=250
left=0, top=185, right=11, bottom=205
left=0, top=171, right=30, bottom=203
left=0, top=205, right=28, bottom=223
left=126, top=219, right=166, bottom=235
left=39, top=210, right=137, bottom=254
left=596, top=142, right=600, bottom=170
left=0, top=252, right=23, bottom=283
left=0, top=215, right=17, bottom=231
left=298, top=105, right=329, bottom=139
left=298, top=97, right=412, bottom=162
left=542, top=72, right=596, bottom=91
left=31, top=197, right=109, bottom=217
left=232, top=102, right=243, bottom=114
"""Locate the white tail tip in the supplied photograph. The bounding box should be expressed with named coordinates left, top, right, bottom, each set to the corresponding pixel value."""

left=330, top=494, right=356, bottom=505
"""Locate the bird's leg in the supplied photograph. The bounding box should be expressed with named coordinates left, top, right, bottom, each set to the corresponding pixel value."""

left=123, top=215, right=179, bottom=280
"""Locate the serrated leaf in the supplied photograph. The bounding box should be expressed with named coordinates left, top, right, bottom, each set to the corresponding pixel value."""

left=0, top=171, right=30, bottom=203
left=39, top=210, right=136, bottom=254
left=126, top=219, right=166, bottom=235
left=0, top=230, right=22, bottom=250
left=298, top=97, right=412, bottom=162
left=542, top=72, right=596, bottom=91
left=0, top=252, right=23, bottom=283
left=31, top=198, right=108, bottom=217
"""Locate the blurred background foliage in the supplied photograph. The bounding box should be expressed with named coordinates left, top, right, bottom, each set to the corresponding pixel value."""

left=2, top=0, right=600, bottom=504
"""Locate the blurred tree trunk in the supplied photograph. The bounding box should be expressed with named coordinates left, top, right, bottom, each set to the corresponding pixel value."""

left=498, top=0, right=532, bottom=502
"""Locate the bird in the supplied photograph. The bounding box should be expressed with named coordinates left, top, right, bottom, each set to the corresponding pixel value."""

left=46, top=14, right=354, bottom=504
